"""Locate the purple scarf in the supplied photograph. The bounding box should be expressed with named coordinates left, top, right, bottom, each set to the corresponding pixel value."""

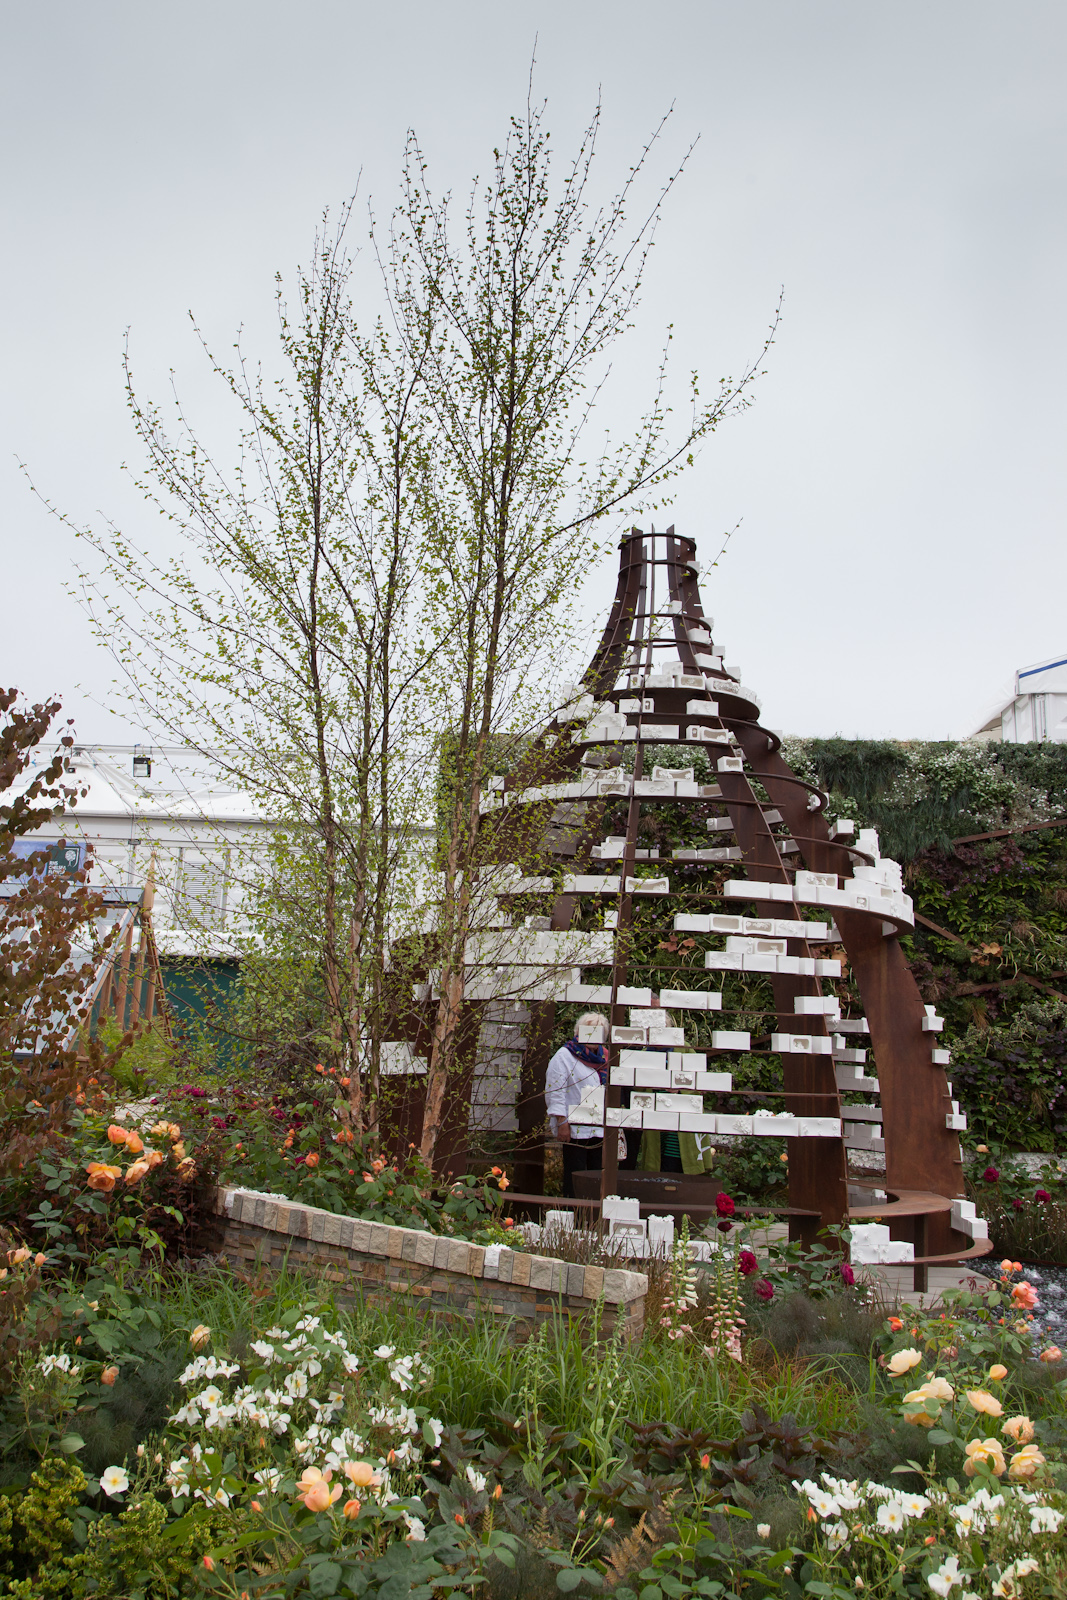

left=565, top=1037, right=608, bottom=1084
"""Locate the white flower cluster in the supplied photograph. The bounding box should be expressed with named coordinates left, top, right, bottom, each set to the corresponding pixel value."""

left=164, top=1313, right=443, bottom=1511
left=795, top=1472, right=1064, bottom=1596
left=38, top=1352, right=80, bottom=1378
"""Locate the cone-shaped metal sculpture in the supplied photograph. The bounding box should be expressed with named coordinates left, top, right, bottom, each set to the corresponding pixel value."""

left=473, top=527, right=990, bottom=1282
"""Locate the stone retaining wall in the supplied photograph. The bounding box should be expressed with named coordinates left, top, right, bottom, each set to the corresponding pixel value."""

left=215, top=1187, right=647, bottom=1339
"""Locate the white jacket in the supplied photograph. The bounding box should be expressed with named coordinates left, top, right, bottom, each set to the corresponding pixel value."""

left=544, top=1044, right=604, bottom=1140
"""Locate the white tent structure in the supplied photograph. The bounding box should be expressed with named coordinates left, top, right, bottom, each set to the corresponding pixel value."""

left=971, top=653, right=1067, bottom=744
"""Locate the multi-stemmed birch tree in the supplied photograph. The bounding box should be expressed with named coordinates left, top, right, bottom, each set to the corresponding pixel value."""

left=42, top=94, right=776, bottom=1165
left=377, top=102, right=776, bottom=1162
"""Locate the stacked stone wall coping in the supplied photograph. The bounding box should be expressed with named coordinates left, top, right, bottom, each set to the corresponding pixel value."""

left=214, top=1185, right=648, bottom=1309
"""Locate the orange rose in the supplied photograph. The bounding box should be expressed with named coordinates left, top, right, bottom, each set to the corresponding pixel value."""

left=100, top=1365, right=119, bottom=1386
left=1039, top=1346, right=1062, bottom=1364
left=7, top=1247, right=30, bottom=1266
left=123, top=1132, right=144, bottom=1155
left=106, top=1125, right=128, bottom=1145
left=144, top=1149, right=164, bottom=1169
left=343, top=1497, right=361, bottom=1519
left=304, top=1152, right=319, bottom=1169
left=170, top=1142, right=186, bottom=1161
left=343, top=1461, right=381, bottom=1488
left=86, top=1163, right=121, bottom=1193
left=124, top=1159, right=151, bottom=1185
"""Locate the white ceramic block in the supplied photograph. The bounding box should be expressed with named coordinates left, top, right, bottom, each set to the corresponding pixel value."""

left=669, top=1067, right=698, bottom=1090
left=922, top=1016, right=945, bottom=1033
left=606, top=1106, right=643, bottom=1128
left=603, top=1196, right=641, bottom=1224
left=752, top=1113, right=800, bottom=1136
left=687, top=699, right=718, bottom=715
left=709, top=914, right=744, bottom=933
left=679, top=1113, right=718, bottom=1133
left=695, top=1071, right=733, bottom=1092
left=717, top=756, right=744, bottom=773
left=644, top=1110, right=680, bottom=1131
left=771, top=1034, right=833, bottom=1055
left=618, top=986, right=653, bottom=1005
left=776, top=956, right=802, bottom=975
left=609, top=1065, right=636, bottom=1086
left=743, top=952, right=778, bottom=973
left=674, top=914, right=710, bottom=933
left=620, top=1048, right=667, bottom=1068
left=798, top=1116, right=842, bottom=1137
left=646, top=1214, right=676, bottom=1251
left=630, top=1092, right=656, bottom=1112
left=716, top=1113, right=754, bottom=1135
left=634, top=1066, right=672, bottom=1088
left=815, top=960, right=842, bottom=977
left=571, top=1088, right=605, bottom=1125
left=796, top=869, right=838, bottom=893
left=794, top=996, right=841, bottom=1016
left=931, top=1048, right=951, bottom=1065
left=648, top=1027, right=685, bottom=1046
left=656, top=1092, right=703, bottom=1112
left=612, top=1026, right=646, bottom=1044
left=711, top=1030, right=751, bottom=1051
left=946, top=1112, right=967, bottom=1131
left=678, top=1051, right=708, bottom=1070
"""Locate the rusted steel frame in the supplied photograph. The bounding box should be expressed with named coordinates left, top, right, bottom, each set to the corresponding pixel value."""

left=600, top=556, right=655, bottom=1201
left=738, top=739, right=967, bottom=1268
left=950, top=816, right=1067, bottom=846
left=733, top=729, right=850, bottom=1244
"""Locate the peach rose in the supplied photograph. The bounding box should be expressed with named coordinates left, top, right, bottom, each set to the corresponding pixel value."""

left=144, top=1149, right=164, bottom=1169
left=966, top=1389, right=1004, bottom=1417
left=189, top=1324, right=211, bottom=1350
left=1012, top=1282, right=1039, bottom=1311
left=106, top=1125, right=128, bottom=1145
left=100, top=1365, right=119, bottom=1386
left=123, top=1132, right=144, bottom=1155
left=1001, top=1414, right=1034, bottom=1444
left=302, top=1479, right=342, bottom=1512
left=343, top=1497, right=361, bottom=1519
left=124, top=1159, right=151, bottom=1185
left=7, top=1247, right=30, bottom=1266
left=343, top=1461, right=381, bottom=1488
left=887, top=1348, right=923, bottom=1376
left=1008, top=1444, right=1046, bottom=1480
left=1039, top=1346, right=1062, bottom=1364
left=988, top=1363, right=1008, bottom=1380
left=963, top=1437, right=1006, bottom=1477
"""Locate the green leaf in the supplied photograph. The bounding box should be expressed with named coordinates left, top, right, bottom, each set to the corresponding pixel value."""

left=557, top=1571, right=584, bottom=1593
left=59, top=1434, right=84, bottom=1454
left=309, top=1560, right=343, bottom=1596
left=927, top=1429, right=954, bottom=1445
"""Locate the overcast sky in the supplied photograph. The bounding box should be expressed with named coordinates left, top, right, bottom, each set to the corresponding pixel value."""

left=3, top=2, right=1064, bottom=746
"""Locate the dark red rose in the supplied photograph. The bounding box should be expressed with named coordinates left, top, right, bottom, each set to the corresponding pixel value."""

left=1012, top=1198, right=1024, bottom=1210
left=755, top=1279, right=774, bottom=1301
left=982, top=1166, right=1000, bottom=1183
left=739, top=1249, right=758, bottom=1276
left=715, top=1192, right=735, bottom=1218
left=717, top=1219, right=733, bottom=1233
left=840, top=1262, right=856, bottom=1286
left=1035, top=1189, right=1052, bottom=1203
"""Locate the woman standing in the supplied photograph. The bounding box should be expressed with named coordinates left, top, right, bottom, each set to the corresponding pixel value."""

left=544, top=1012, right=608, bottom=1197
